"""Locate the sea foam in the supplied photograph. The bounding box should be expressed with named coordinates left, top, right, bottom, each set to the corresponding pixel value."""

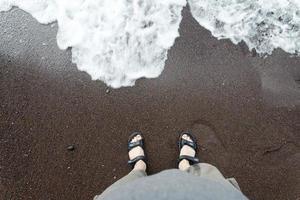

left=0, top=0, right=186, bottom=88
left=1, top=0, right=300, bottom=88
left=189, top=0, right=300, bottom=55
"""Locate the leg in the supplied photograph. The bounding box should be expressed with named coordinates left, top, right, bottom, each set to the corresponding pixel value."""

left=95, top=134, right=147, bottom=199
left=177, top=134, right=241, bottom=190
left=178, top=133, right=197, bottom=171
left=114, top=134, right=147, bottom=185
left=177, top=134, right=229, bottom=182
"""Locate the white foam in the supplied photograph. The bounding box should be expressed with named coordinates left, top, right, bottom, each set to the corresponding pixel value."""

left=189, top=0, right=300, bottom=55
left=0, top=0, right=186, bottom=88
left=0, top=0, right=57, bottom=23
left=2, top=0, right=300, bottom=88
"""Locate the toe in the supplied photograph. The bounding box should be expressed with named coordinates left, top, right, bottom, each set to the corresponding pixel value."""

left=182, top=134, right=192, bottom=142
left=136, top=135, right=142, bottom=140
left=130, top=135, right=141, bottom=144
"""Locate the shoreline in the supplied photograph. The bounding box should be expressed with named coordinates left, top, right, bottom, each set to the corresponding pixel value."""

left=1, top=8, right=300, bottom=200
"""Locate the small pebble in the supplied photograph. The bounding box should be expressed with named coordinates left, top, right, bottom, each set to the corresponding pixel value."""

left=67, top=145, right=75, bottom=151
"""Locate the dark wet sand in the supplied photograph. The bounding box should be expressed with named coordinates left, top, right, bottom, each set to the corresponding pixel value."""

left=1, top=8, right=300, bottom=200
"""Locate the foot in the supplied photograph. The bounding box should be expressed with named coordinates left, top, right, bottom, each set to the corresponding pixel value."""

left=178, top=134, right=196, bottom=171
left=128, top=134, right=146, bottom=171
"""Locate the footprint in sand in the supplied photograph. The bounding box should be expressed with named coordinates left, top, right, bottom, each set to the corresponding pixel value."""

left=191, top=121, right=230, bottom=167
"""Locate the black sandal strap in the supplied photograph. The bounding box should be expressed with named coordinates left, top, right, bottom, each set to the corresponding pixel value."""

left=128, top=155, right=146, bottom=166
left=180, top=139, right=197, bottom=150
left=128, top=140, right=144, bottom=151
left=178, top=155, right=200, bottom=165
left=128, top=132, right=144, bottom=151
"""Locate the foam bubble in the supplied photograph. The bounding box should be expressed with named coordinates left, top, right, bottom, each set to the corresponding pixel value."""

left=0, top=0, right=57, bottom=23
left=189, top=0, right=300, bottom=55
left=2, top=0, right=300, bottom=88
left=0, top=0, right=186, bottom=88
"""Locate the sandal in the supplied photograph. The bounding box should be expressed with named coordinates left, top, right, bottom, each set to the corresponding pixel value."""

left=127, top=132, right=146, bottom=168
left=178, top=132, right=200, bottom=165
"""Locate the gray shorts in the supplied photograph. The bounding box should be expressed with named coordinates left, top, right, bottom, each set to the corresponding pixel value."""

left=96, top=163, right=241, bottom=199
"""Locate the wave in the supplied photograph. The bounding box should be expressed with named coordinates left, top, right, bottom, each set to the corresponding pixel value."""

left=1, top=0, right=300, bottom=88
left=0, top=0, right=186, bottom=88
left=189, top=0, right=300, bottom=55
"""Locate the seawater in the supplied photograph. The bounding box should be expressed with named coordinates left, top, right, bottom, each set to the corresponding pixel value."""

left=1, top=0, right=299, bottom=88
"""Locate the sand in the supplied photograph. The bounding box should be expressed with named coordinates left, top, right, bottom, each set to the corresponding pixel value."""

left=0, top=8, right=300, bottom=200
